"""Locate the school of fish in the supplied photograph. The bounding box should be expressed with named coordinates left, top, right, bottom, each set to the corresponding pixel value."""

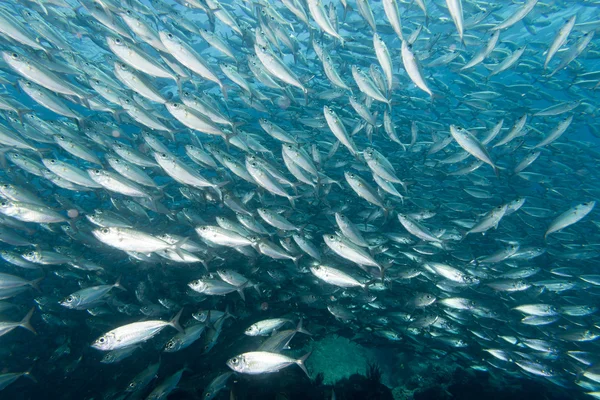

left=0, top=0, right=599, bottom=398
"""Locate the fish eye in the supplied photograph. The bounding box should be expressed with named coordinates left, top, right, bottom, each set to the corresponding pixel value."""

left=50, top=159, right=56, bottom=164
left=129, top=383, right=135, bottom=388
left=329, top=235, right=335, bottom=239
left=0, top=201, right=6, bottom=207
left=205, top=393, right=211, bottom=398
left=101, top=228, right=110, bottom=234
left=11, top=53, right=18, bottom=58
left=230, top=357, right=238, bottom=364
left=114, top=38, right=121, bottom=45
left=166, top=341, right=174, bottom=349
left=167, top=33, right=173, bottom=39
left=94, top=169, right=101, bottom=173
left=99, top=337, right=106, bottom=343
left=67, top=296, right=74, bottom=302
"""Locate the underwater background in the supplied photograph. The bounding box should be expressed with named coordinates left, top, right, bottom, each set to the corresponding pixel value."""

left=0, top=0, right=599, bottom=399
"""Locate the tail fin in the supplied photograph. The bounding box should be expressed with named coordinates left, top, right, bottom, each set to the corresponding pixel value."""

left=296, top=351, right=312, bottom=379
left=288, top=194, right=302, bottom=209
left=169, top=308, right=184, bottom=333
left=113, top=276, right=126, bottom=291
left=171, top=237, right=189, bottom=260
left=296, top=318, right=312, bottom=336
left=236, top=281, right=248, bottom=301
left=23, top=368, right=37, bottom=383
left=19, top=307, right=36, bottom=335
left=29, top=277, right=43, bottom=292
left=224, top=304, right=237, bottom=320
left=291, top=254, right=302, bottom=268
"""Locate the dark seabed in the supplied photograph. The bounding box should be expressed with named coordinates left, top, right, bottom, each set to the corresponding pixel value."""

left=0, top=0, right=599, bottom=399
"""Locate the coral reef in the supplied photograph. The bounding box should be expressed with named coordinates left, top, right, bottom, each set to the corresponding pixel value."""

left=305, top=335, right=369, bottom=385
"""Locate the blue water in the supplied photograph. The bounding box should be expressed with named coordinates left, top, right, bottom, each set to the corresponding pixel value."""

left=0, top=0, right=599, bottom=399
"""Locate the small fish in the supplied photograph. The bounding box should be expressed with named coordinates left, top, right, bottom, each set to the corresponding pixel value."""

left=227, top=351, right=311, bottom=378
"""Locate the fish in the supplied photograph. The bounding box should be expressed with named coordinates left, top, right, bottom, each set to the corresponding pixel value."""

left=245, top=318, right=294, bottom=336
left=449, top=125, right=499, bottom=176
left=491, top=0, right=539, bottom=32
left=125, top=359, right=160, bottom=393
left=445, top=0, right=464, bottom=41
left=401, top=41, right=433, bottom=97
left=226, top=351, right=311, bottom=378
left=91, top=309, right=183, bottom=350
left=60, top=277, right=125, bottom=310
left=545, top=202, right=596, bottom=239
left=544, top=16, right=577, bottom=70
left=0, top=307, right=36, bottom=337
left=0, top=0, right=597, bottom=398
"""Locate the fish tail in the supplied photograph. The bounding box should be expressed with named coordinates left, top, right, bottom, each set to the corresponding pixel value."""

left=29, top=276, right=44, bottom=292
left=236, top=285, right=246, bottom=301
left=288, top=194, right=301, bottom=209
left=113, top=275, right=126, bottom=291
left=19, top=307, right=37, bottom=335
left=296, top=318, right=312, bottom=336
left=291, top=254, right=302, bottom=268
left=171, top=237, right=189, bottom=260
left=224, top=304, right=237, bottom=320
left=24, top=368, right=37, bottom=383
left=493, top=165, right=500, bottom=178
left=296, top=350, right=312, bottom=379
left=169, top=308, right=184, bottom=333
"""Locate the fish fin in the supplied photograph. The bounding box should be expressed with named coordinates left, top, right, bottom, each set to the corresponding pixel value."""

left=296, top=318, right=312, bottom=336
left=288, top=194, right=302, bottom=209
left=113, top=275, right=126, bottom=291
left=19, top=307, right=36, bottom=335
left=169, top=308, right=184, bottom=333
left=24, top=367, right=37, bottom=383
left=237, top=282, right=247, bottom=301
left=291, top=254, right=302, bottom=268
left=224, top=304, right=237, bottom=320
left=236, top=287, right=246, bottom=301
left=29, top=276, right=43, bottom=292
left=172, top=237, right=189, bottom=260
left=252, top=282, right=262, bottom=296
left=296, top=350, right=312, bottom=378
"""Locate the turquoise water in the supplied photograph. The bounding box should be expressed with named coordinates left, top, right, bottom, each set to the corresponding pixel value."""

left=0, top=0, right=599, bottom=399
